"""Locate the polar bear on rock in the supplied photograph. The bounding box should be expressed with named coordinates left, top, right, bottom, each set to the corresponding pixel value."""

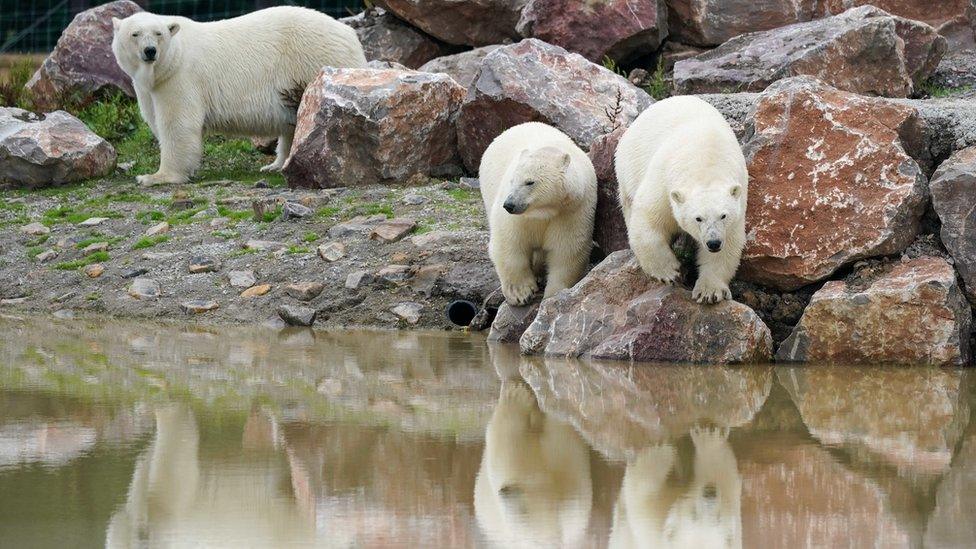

left=615, top=96, right=748, bottom=303
left=479, top=122, right=598, bottom=306
left=111, top=7, right=366, bottom=185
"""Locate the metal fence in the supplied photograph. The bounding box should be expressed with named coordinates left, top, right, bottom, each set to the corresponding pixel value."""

left=0, top=0, right=365, bottom=53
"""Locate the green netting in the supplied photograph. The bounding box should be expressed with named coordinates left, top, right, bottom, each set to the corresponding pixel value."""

left=0, top=0, right=365, bottom=53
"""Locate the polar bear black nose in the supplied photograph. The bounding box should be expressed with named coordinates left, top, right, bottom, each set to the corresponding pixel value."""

left=144, top=47, right=157, bottom=60
left=503, top=200, right=517, bottom=214
left=706, top=239, right=722, bottom=252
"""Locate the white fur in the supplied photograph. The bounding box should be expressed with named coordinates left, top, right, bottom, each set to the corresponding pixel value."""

left=609, top=427, right=742, bottom=549
left=615, top=96, right=748, bottom=304
left=474, top=371, right=592, bottom=547
left=111, top=7, right=366, bottom=185
left=479, top=122, right=597, bottom=306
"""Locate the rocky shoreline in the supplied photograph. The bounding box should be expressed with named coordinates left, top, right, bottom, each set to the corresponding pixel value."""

left=3, top=0, right=976, bottom=365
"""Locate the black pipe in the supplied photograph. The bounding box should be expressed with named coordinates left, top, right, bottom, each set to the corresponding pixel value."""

left=446, top=300, right=479, bottom=327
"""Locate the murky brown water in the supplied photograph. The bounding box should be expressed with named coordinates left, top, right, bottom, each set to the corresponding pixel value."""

left=0, top=315, right=974, bottom=548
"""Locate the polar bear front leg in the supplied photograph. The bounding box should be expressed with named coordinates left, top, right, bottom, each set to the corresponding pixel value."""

left=628, top=213, right=680, bottom=285
left=137, top=105, right=203, bottom=186
left=490, top=237, right=539, bottom=306
left=543, top=239, right=589, bottom=299
left=260, top=130, right=294, bottom=173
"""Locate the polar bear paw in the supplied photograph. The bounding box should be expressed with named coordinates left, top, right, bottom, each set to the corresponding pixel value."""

left=692, top=278, right=732, bottom=304
left=690, top=425, right=729, bottom=448
left=259, top=160, right=285, bottom=173
left=137, top=172, right=187, bottom=187
left=502, top=279, right=538, bottom=307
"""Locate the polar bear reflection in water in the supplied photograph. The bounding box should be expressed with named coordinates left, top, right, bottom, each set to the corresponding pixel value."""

left=609, top=428, right=742, bottom=549
left=475, top=353, right=742, bottom=548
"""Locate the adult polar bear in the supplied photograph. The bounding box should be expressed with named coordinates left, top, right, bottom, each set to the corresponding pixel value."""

left=112, top=7, right=366, bottom=185
left=479, top=122, right=597, bottom=306
left=615, top=96, right=748, bottom=304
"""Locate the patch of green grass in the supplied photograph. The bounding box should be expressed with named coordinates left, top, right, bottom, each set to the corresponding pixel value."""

left=26, top=246, right=44, bottom=259
left=212, top=229, right=240, bottom=239
left=86, top=292, right=100, bottom=301
left=136, top=210, right=166, bottom=223
left=301, top=232, right=319, bottom=243
left=918, top=81, right=972, bottom=98
left=602, top=56, right=627, bottom=78
left=75, top=92, right=142, bottom=142
left=286, top=246, right=310, bottom=255
left=167, top=207, right=207, bottom=226
left=645, top=58, right=669, bottom=101
left=42, top=206, right=122, bottom=226
left=54, top=251, right=109, bottom=271
left=74, top=236, right=122, bottom=250
left=227, top=248, right=258, bottom=258
left=28, top=234, right=50, bottom=246
left=132, top=235, right=170, bottom=249
left=216, top=205, right=253, bottom=222
left=447, top=188, right=478, bottom=201
left=317, top=206, right=341, bottom=218
left=344, top=202, right=393, bottom=219
left=0, top=59, right=37, bottom=110
left=258, top=205, right=281, bottom=223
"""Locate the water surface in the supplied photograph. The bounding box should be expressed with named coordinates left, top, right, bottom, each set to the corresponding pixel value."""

left=0, top=316, right=973, bottom=548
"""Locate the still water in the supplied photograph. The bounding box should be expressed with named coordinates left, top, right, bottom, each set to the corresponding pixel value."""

left=0, top=315, right=973, bottom=548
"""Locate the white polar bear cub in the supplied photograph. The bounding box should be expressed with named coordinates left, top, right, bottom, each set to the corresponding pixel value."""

left=111, top=7, right=367, bottom=185
left=479, top=122, right=598, bottom=306
left=615, top=95, right=748, bottom=303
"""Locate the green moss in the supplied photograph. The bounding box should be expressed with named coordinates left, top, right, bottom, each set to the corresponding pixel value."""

left=54, top=252, right=109, bottom=270
left=918, top=81, right=972, bottom=98
left=26, top=246, right=44, bottom=259
left=317, top=206, right=341, bottom=218
left=301, top=232, right=319, bottom=243
left=212, top=229, right=240, bottom=240
left=286, top=246, right=310, bottom=255
left=136, top=210, right=166, bottom=223
left=258, top=205, right=281, bottom=223
left=132, top=235, right=170, bottom=249
left=216, top=205, right=253, bottom=222
left=446, top=187, right=478, bottom=201
left=42, top=206, right=123, bottom=226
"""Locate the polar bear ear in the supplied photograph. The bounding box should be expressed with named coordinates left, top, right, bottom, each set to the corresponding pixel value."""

left=168, top=21, right=181, bottom=36
left=112, top=17, right=122, bottom=31
left=730, top=184, right=742, bottom=198
left=670, top=190, right=685, bottom=204
left=557, top=152, right=571, bottom=169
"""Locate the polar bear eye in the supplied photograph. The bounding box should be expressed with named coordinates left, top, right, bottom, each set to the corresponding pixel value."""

left=720, top=214, right=727, bottom=220
left=154, top=31, right=162, bottom=37
left=695, top=216, right=703, bottom=223
left=524, top=180, right=535, bottom=186
left=131, top=32, right=140, bottom=37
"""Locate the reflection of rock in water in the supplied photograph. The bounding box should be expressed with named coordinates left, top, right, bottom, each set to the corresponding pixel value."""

left=474, top=378, right=593, bottom=548
left=106, top=404, right=313, bottom=548
left=0, top=318, right=499, bottom=439
left=610, top=428, right=743, bottom=549
left=520, top=356, right=773, bottom=461
left=778, top=366, right=970, bottom=474
left=926, top=427, right=976, bottom=548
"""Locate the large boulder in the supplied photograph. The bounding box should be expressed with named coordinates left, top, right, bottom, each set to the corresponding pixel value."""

left=457, top=39, right=653, bottom=172
left=673, top=6, right=947, bottom=97
left=667, top=0, right=822, bottom=47
left=283, top=64, right=465, bottom=188
left=778, top=257, right=973, bottom=366
left=341, top=8, right=454, bottom=69
left=26, top=1, right=141, bottom=110
left=520, top=250, right=773, bottom=363
left=516, top=0, right=668, bottom=63
left=740, top=77, right=927, bottom=290
left=587, top=127, right=628, bottom=254
left=418, top=46, right=500, bottom=89
left=0, top=108, right=117, bottom=188
left=373, top=0, right=528, bottom=46
left=824, top=0, right=973, bottom=29
left=930, top=146, right=976, bottom=304
left=778, top=366, right=969, bottom=473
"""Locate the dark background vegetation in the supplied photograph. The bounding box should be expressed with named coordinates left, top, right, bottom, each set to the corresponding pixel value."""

left=1, top=0, right=365, bottom=53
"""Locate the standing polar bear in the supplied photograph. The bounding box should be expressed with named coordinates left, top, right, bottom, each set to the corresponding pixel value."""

left=112, top=7, right=367, bottom=185
left=479, top=123, right=598, bottom=306
left=615, top=96, right=748, bottom=303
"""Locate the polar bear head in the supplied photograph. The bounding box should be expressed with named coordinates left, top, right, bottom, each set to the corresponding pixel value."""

left=112, top=13, right=182, bottom=74
left=669, top=183, right=743, bottom=254
left=502, top=147, right=573, bottom=219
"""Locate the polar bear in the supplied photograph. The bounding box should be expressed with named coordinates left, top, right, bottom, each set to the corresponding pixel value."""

left=615, top=96, right=748, bottom=303
left=479, top=122, right=598, bottom=306
left=111, top=7, right=367, bottom=185
left=474, top=353, right=593, bottom=547
left=609, top=427, right=742, bottom=549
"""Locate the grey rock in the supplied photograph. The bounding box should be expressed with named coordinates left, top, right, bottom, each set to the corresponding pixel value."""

left=488, top=302, right=540, bottom=343
left=418, top=45, right=500, bottom=89
left=188, top=256, right=220, bottom=274
left=285, top=281, right=325, bottom=301
left=930, top=146, right=976, bottom=303
left=20, top=222, right=50, bottom=236
left=342, top=7, right=454, bottom=69
left=391, top=302, right=423, bottom=324
left=128, top=278, right=160, bottom=300
left=345, top=270, right=373, bottom=289
left=0, top=108, right=116, bottom=189
left=180, top=299, right=219, bottom=314
left=278, top=305, right=317, bottom=327
left=281, top=201, right=313, bottom=220
left=317, top=242, right=346, bottom=262
left=228, top=270, right=256, bottom=289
